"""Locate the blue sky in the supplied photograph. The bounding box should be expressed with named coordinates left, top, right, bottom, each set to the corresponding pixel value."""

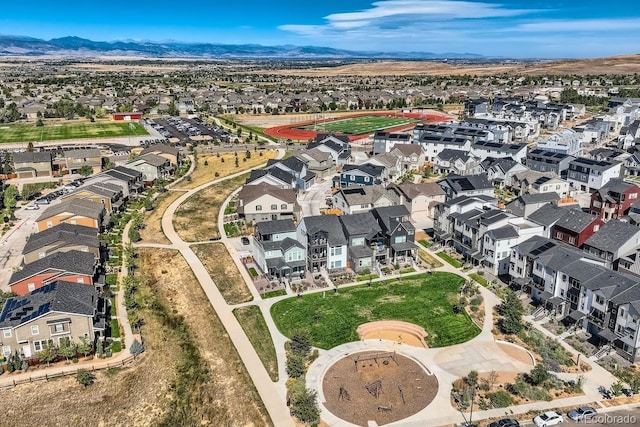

left=1, top=0, right=639, bottom=58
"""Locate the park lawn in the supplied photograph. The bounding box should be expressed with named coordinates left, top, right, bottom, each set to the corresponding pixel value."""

left=297, top=115, right=418, bottom=135
left=233, top=305, right=279, bottom=381
left=271, top=272, right=480, bottom=350
left=0, top=121, right=147, bottom=143
left=436, top=251, right=463, bottom=268
left=175, top=149, right=278, bottom=189
left=262, top=289, right=287, bottom=298
left=418, top=249, right=444, bottom=268
left=468, top=273, right=488, bottom=287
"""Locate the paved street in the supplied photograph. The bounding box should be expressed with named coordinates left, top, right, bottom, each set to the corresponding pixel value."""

left=0, top=207, right=41, bottom=291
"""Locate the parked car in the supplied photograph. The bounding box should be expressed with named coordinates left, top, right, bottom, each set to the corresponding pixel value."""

left=241, top=237, right=250, bottom=245
left=533, top=411, right=564, bottom=427
left=567, top=406, right=597, bottom=421
left=489, top=419, right=520, bottom=427
left=24, top=204, right=40, bottom=210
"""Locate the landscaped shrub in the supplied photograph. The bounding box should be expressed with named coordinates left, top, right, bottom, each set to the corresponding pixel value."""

left=519, top=329, right=574, bottom=370
left=487, top=390, right=513, bottom=408
left=76, top=369, right=96, bottom=387
left=286, top=353, right=306, bottom=378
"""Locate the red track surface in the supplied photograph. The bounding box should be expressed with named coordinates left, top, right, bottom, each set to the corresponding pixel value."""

left=263, top=111, right=452, bottom=142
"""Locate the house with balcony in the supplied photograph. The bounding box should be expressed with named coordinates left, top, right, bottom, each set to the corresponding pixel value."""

left=526, top=149, right=574, bottom=179
left=140, top=144, right=181, bottom=167
left=367, top=153, right=401, bottom=183
left=339, top=212, right=385, bottom=272
left=590, top=179, right=640, bottom=221
left=298, top=148, right=335, bottom=179
left=8, top=250, right=98, bottom=296
left=266, top=156, right=315, bottom=190
left=337, top=164, right=387, bottom=188
left=332, top=185, right=395, bottom=215
left=504, top=193, right=559, bottom=218
left=528, top=175, right=571, bottom=198
left=390, top=144, right=426, bottom=172
left=417, top=133, right=472, bottom=163
left=297, top=215, right=348, bottom=274
left=126, top=153, right=172, bottom=184
left=237, top=183, right=299, bottom=224
left=582, top=220, right=640, bottom=269
left=252, top=219, right=305, bottom=279
left=434, top=149, right=480, bottom=176
left=536, top=128, right=583, bottom=156
left=482, top=218, right=544, bottom=275
left=527, top=204, right=572, bottom=237
left=372, top=131, right=412, bottom=155
left=438, top=174, right=494, bottom=201
left=386, top=182, right=446, bottom=221
left=0, top=281, right=103, bottom=360
left=480, top=157, right=528, bottom=187
left=83, top=166, right=144, bottom=198
left=433, top=195, right=498, bottom=245
left=22, top=223, right=102, bottom=265
left=371, top=205, right=417, bottom=264
left=552, top=208, right=604, bottom=248
left=307, top=134, right=352, bottom=165
left=566, top=157, right=622, bottom=192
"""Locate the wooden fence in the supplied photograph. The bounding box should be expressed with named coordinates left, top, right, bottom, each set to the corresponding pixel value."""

left=0, top=353, right=139, bottom=390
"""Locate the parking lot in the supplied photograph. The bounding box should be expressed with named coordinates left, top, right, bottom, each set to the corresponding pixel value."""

left=147, top=117, right=230, bottom=144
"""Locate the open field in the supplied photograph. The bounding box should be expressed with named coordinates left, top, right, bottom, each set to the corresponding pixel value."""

left=234, top=305, right=279, bottom=382
left=271, top=272, right=480, bottom=350
left=296, top=115, right=418, bottom=135
left=0, top=121, right=148, bottom=143
left=173, top=173, right=248, bottom=241
left=191, top=243, right=253, bottom=304
left=136, top=248, right=271, bottom=426
left=138, top=190, right=184, bottom=244
left=175, top=149, right=278, bottom=190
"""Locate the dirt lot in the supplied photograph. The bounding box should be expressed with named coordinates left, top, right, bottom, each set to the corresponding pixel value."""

left=173, top=173, right=248, bottom=242
left=136, top=248, right=271, bottom=426
left=139, top=189, right=185, bottom=244
left=175, top=149, right=278, bottom=190
left=322, top=351, right=438, bottom=426
left=192, top=243, right=253, bottom=304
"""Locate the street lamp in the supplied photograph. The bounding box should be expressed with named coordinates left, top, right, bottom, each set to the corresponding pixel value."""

left=468, top=385, right=479, bottom=426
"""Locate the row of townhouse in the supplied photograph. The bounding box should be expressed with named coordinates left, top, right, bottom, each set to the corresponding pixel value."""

left=252, top=206, right=417, bottom=280
left=509, top=235, right=640, bottom=363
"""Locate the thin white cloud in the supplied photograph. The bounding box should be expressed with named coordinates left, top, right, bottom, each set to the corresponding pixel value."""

left=517, top=18, right=640, bottom=32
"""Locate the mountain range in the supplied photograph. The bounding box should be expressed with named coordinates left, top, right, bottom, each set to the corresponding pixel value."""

left=0, top=35, right=485, bottom=59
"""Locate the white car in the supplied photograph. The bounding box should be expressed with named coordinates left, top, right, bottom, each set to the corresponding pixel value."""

left=24, top=204, right=40, bottom=210
left=533, top=411, right=564, bottom=427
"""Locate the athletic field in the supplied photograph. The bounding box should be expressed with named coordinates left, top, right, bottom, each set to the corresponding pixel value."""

left=0, top=122, right=148, bottom=143
left=296, top=115, right=419, bottom=135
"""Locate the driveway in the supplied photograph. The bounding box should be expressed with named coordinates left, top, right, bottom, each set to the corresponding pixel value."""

left=0, top=207, right=41, bottom=290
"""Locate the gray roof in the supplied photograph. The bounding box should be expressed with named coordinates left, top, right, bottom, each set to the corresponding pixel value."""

left=555, top=209, right=600, bottom=233
left=520, top=192, right=560, bottom=204
left=437, top=149, right=470, bottom=162
left=0, top=280, right=96, bottom=328
left=349, top=245, right=374, bottom=259
left=13, top=151, right=52, bottom=164
left=140, top=144, right=179, bottom=157
left=302, top=215, right=347, bottom=246
left=24, top=223, right=99, bottom=254
left=372, top=205, right=414, bottom=233
left=255, top=219, right=296, bottom=236
left=63, top=148, right=101, bottom=159
left=440, top=174, right=493, bottom=193
left=247, top=167, right=295, bottom=186
left=135, top=153, right=170, bottom=167
left=36, top=198, right=105, bottom=223
left=487, top=224, right=520, bottom=240
left=337, top=185, right=388, bottom=207
left=9, top=250, right=96, bottom=285
left=339, top=212, right=381, bottom=238
left=527, top=203, right=569, bottom=225
left=583, top=220, right=640, bottom=253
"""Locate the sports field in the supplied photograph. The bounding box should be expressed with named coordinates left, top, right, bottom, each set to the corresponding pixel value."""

left=296, top=115, right=418, bottom=135
left=0, top=122, right=148, bottom=143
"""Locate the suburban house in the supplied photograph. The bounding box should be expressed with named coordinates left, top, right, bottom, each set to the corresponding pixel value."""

left=590, top=179, right=640, bottom=221
left=13, top=151, right=53, bottom=178
left=526, top=148, right=575, bottom=178
left=266, top=156, right=315, bottom=190
left=246, top=168, right=296, bottom=190
left=482, top=217, right=544, bottom=275
left=366, top=153, right=401, bottom=183
left=236, top=183, right=300, bottom=223
left=7, top=250, right=98, bottom=296
left=61, top=148, right=102, bottom=175
left=390, top=144, right=426, bottom=172
left=624, top=153, right=640, bottom=177
left=371, top=205, right=417, bottom=264
left=332, top=185, right=395, bottom=215
left=297, top=148, right=336, bottom=178
left=307, top=134, right=352, bottom=165
left=527, top=175, right=571, bottom=198
left=536, top=128, right=583, bottom=155
left=438, top=174, right=494, bottom=201
left=22, top=223, right=101, bottom=265
left=433, top=195, right=498, bottom=245
left=339, top=212, right=385, bottom=272
left=126, top=153, right=172, bottom=184
left=386, top=182, right=445, bottom=221
left=0, top=281, right=102, bottom=359
left=566, top=157, right=622, bottom=192
left=297, top=215, right=348, bottom=274
left=480, top=157, right=528, bottom=187
left=59, top=182, right=124, bottom=214
left=527, top=204, right=572, bottom=237
left=140, top=144, right=181, bottom=166
left=83, top=166, right=144, bottom=198
left=35, top=199, right=106, bottom=232
left=337, top=164, right=386, bottom=188
left=505, top=193, right=560, bottom=218
left=417, top=134, right=472, bottom=163
left=552, top=208, right=604, bottom=248
left=582, top=220, right=640, bottom=269
left=252, top=219, right=305, bottom=279
left=434, top=149, right=480, bottom=176
left=471, top=140, right=528, bottom=164
left=372, top=131, right=412, bottom=155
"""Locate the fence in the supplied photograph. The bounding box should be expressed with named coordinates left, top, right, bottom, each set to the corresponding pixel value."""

left=0, top=353, right=139, bottom=390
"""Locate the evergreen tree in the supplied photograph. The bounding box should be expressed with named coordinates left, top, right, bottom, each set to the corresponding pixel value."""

left=496, top=289, right=524, bottom=334
left=290, top=387, right=320, bottom=424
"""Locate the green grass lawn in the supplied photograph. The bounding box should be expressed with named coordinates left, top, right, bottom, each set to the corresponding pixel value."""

left=436, top=251, right=463, bottom=268
left=262, top=289, right=287, bottom=298
left=248, top=267, right=259, bottom=277
left=468, top=273, right=488, bottom=287
left=110, top=319, right=121, bottom=338
left=0, top=121, right=148, bottom=143
left=234, top=306, right=279, bottom=381
left=271, top=272, right=480, bottom=349
left=296, top=115, right=418, bottom=135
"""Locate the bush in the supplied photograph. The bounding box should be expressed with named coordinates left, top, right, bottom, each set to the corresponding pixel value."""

left=72, top=357, right=79, bottom=364
left=286, top=353, right=306, bottom=378
left=289, top=387, right=320, bottom=424
left=529, top=364, right=550, bottom=385
left=76, top=369, right=96, bottom=387
left=290, top=331, right=312, bottom=357
left=487, top=390, right=513, bottom=408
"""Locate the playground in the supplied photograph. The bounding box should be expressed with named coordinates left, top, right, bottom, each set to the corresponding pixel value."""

left=322, top=350, right=438, bottom=426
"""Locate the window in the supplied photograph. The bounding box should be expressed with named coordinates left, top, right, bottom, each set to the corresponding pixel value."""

left=38, top=252, right=46, bottom=259
left=595, top=294, right=605, bottom=305
left=54, top=324, right=64, bottom=333
left=2, top=346, right=10, bottom=357
left=631, top=193, right=638, bottom=200
left=350, top=175, right=355, bottom=181
left=330, top=247, right=342, bottom=257
left=271, top=204, right=277, bottom=210
left=255, top=205, right=262, bottom=211
left=568, top=237, right=576, bottom=245
left=2, top=329, right=11, bottom=338
left=594, top=225, right=600, bottom=232
left=352, top=237, right=365, bottom=246
left=330, top=260, right=343, bottom=269
left=77, top=278, right=84, bottom=284
left=31, top=325, right=39, bottom=336
left=281, top=204, right=287, bottom=210
left=562, top=274, right=567, bottom=281
left=394, top=235, right=407, bottom=244
left=27, top=283, right=36, bottom=292
left=556, top=185, right=561, bottom=190
left=33, top=339, right=52, bottom=352
left=364, top=176, right=370, bottom=182
left=46, top=221, right=53, bottom=228
left=592, top=201, right=601, bottom=208
left=620, top=308, right=626, bottom=317
left=556, top=232, right=564, bottom=239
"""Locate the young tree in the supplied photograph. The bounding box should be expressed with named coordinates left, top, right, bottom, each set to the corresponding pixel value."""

left=58, top=337, right=77, bottom=363
left=529, top=363, right=550, bottom=385
left=496, top=289, right=524, bottom=334
left=289, top=387, right=320, bottom=424
left=286, top=353, right=306, bottom=378
left=77, top=336, right=93, bottom=358
left=3, top=185, right=18, bottom=210
left=130, top=339, right=144, bottom=358
left=77, top=165, right=94, bottom=177
left=76, top=369, right=96, bottom=387
left=290, top=331, right=312, bottom=357
left=36, top=341, right=58, bottom=366
left=234, top=157, right=239, bottom=168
